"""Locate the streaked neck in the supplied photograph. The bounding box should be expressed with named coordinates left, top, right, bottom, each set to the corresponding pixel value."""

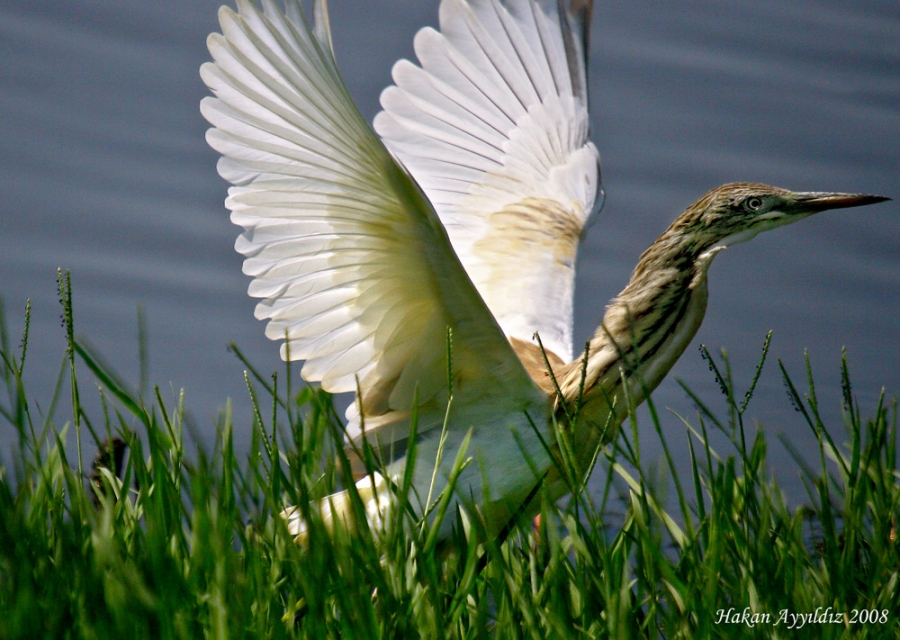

left=562, top=232, right=722, bottom=434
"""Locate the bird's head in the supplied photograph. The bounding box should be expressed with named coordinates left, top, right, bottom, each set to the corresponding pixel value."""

left=672, top=182, right=889, bottom=258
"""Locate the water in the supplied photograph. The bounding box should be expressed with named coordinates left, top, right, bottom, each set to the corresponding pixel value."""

left=1, top=1, right=898, bottom=501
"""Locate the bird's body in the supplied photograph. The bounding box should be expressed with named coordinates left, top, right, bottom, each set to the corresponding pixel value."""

left=201, top=0, right=888, bottom=541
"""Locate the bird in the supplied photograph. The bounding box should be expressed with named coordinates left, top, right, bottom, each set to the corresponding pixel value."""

left=200, top=0, right=889, bottom=542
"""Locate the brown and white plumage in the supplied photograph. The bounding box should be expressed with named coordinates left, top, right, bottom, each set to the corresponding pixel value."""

left=201, top=0, right=888, bottom=540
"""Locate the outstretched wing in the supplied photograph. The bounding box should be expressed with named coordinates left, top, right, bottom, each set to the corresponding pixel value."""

left=200, top=0, right=543, bottom=436
left=375, top=0, right=600, bottom=362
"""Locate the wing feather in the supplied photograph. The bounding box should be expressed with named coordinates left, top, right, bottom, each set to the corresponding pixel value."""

left=375, top=0, right=600, bottom=361
left=202, top=0, right=545, bottom=442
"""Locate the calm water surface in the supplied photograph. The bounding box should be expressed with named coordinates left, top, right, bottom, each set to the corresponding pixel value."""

left=1, top=1, right=898, bottom=500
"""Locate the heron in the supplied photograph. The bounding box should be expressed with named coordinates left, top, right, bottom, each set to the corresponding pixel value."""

left=200, top=0, right=888, bottom=541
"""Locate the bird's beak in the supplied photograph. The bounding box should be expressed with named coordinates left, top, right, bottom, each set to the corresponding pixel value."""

left=788, top=191, right=890, bottom=214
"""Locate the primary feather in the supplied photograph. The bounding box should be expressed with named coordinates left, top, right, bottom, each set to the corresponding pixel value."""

left=375, top=0, right=600, bottom=361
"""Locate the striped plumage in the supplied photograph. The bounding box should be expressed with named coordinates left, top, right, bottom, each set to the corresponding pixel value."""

left=201, top=2, right=888, bottom=541
left=555, top=184, right=887, bottom=470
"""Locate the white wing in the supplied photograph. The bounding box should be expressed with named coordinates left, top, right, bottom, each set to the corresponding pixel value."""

left=200, top=0, right=544, bottom=442
left=374, top=0, right=600, bottom=362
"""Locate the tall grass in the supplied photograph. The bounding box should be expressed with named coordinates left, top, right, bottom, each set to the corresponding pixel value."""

left=1, top=274, right=898, bottom=639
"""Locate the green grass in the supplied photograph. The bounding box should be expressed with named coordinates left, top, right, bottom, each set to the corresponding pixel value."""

left=1, top=273, right=898, bottom=639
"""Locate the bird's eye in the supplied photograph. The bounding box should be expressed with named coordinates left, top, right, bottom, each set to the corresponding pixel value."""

left=743, top=196, right=764, bottom=212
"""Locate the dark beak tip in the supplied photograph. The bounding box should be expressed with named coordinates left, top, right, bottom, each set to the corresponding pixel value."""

left=801, top=192, right=892, bottom=212
left=848, top=194, right=891, bottom=208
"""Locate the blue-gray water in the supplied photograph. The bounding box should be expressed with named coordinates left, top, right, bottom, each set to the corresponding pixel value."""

left=1, top=1, right=898, bottom=501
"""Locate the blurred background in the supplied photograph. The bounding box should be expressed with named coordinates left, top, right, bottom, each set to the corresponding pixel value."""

left=1, top=1, right=897, bottom=498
